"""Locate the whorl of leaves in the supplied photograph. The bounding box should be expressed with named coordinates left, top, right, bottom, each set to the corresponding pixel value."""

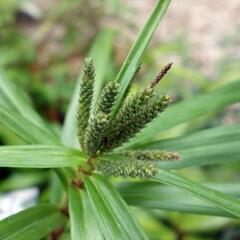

left=76, top=60, right=177, bottom=178
left=96, top=159, right=159, bottom=178
left=77, top=58, right=95, bottom=150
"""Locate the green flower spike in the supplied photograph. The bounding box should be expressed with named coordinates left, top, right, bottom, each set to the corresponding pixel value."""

left=84, top=111, right=108, bottom=157
left=84, top=81, right=119, bottom=156
left=101, top=63, right=173, bottom=152
left=96, top=159, right=159, bottom=178
left=77, top=58, right=95, bottom=150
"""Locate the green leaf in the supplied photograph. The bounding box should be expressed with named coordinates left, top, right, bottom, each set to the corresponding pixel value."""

left=111, top=0, right=171, bottom=118
left=68, top=185, right=103, bottom=240
left=0, top=108, right=59, bottom=144
left=118, top=181, right=240, bottom=218
left=160, top=141, right=240, bottom=169
left=153, top=170, right=240, bottom=218
left=50, top=172, right=65, bottom=205
left=84, top=174, right=148, bottom=240
left=139, top=124, right=240, bottom=150
left=0, top=145, right=86, bottom=168
left=122, top=80, right=240, bottom=149
left=61, top=30, right=115, bottom=147
left=0, top=204, right=66, bottom=240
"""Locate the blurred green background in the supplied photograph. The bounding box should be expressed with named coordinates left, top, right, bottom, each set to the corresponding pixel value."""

left=0, top=0, right=240, bottom=239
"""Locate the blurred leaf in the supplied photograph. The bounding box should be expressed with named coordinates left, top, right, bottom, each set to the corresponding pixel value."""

left=0, top=204, right=66, bottom=240
left=61, top=30, right=115, bottom=147
left=159, top=141, right=240, bottom=169
left=0, top=108, right=59, bottom=144
left=140, top=124, right=240, bottom=150
left=50, top=172, right=65, bottom=205
left=122, top=80, right=240, bottom=149
left=0, top=69, right=57, bottom=141
left=154, top=170, right=240, bottom=218
left=118, top=181, right=240, bottom=218
left=0, top=70, right=45, bottom=128
left=90, top=30, right=116, bottom=106
left=0, top=145, right=86, bottom=168
left=84, top=174, right=148, bottom=240
left=0, top=171, right=48, bottom=191
left=111, top=0, right=171, bottom=118
left=68, top=185, right=103, bottom=240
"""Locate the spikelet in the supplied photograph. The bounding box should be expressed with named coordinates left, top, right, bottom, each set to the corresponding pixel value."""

left=100, top=88, right=154, bottom=149
left=95, top=81, right=120, bottom=115
left=77, top=58, right=95, bottom=150
left=84, top=112, right=108, bottom=156
left=119, top=150, right=179, bottom=161
left=84, top=81, right=119, bottom=156
left=96, top=159, right=159, bottom=178
left=101, top=94, right=172, bottom=152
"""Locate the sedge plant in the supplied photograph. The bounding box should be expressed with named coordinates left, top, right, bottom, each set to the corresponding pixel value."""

left=0, top=0, right=240, bottom=239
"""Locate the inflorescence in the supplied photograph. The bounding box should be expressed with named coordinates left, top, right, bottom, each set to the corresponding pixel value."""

left=77, top=59, right=179, bottom=178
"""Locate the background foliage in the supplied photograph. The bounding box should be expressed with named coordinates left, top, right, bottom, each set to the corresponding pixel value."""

left=0, top=0, right=240, bottom=239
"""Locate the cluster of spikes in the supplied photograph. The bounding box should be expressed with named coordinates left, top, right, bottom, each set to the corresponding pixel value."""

left=77, top=58, right=179, bottom=178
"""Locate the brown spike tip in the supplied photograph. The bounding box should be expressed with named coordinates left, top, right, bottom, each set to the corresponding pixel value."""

left=150, top=62, right=173, bottom=88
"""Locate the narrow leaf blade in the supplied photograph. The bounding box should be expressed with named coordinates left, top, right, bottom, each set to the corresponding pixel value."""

left=0, top=145, right=86, bottom=168
left=84, top=174, right=148, bottom=240
left=0, top=108, right=59, bottom=144
left=68, top=186, right=103, bottom=240
left=118, top=181, right=240, bottom=218
left=153, top=170, right=240, bottom=218
left=111, top=0, right=171, bottom=118
left=139, top=124, right=240, bottom=150
left=0, top=70, right=49, bottom=130
left=0, top=69, right=58, bottom=142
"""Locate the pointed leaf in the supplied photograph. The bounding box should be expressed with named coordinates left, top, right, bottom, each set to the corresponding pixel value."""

left=118, top=181, right=240, bottom=218
left=0, top=108, right=59, bottom=144
left=0, top=204, right=66, bottom=240
left=111, top=0, right=171, bottom=118
left=140, top=124, right=240, bottom=150
left=153, top=170, right=240, bottom=218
